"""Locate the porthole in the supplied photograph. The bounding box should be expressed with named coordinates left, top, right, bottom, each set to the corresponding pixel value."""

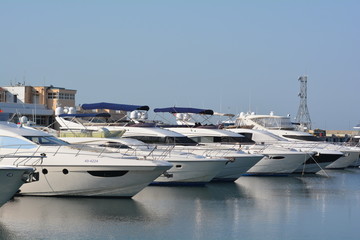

left=176, top=165, right=182, bottom=168
left=63, top=169, right=69, bottom=175
left=42, top=169, right=48, bottom=174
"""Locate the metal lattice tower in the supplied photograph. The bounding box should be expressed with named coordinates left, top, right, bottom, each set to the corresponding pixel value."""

left=295, top=75, right=312, bottom=131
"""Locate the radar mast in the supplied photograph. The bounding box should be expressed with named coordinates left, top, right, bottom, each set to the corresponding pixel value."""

left=295, top=75, right=312, bottom=131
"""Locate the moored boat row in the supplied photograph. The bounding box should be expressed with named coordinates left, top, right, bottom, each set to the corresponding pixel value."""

left=1, top=102, right=358, bottom=207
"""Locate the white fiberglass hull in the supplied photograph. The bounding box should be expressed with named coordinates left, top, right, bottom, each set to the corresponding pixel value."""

left=245, top=152, right=310, bottom=175
left=59, top=137, right=228, bottom=185
left=293, top=162, right=330, bottom=174
left=212, top=154, right=264, bottom=181
left=290, top=143, right=358, bottom=170
left=0, top=166, right=35, bottom=206
left=172, top=146, right=263, bottom=182
left=152, top=158, right=227, bottom=185
left=325, top=150, right=359, bottom=169
left=0, top=122, right=172, bottom=197
left=18, top=164, right=171, bottom=197
left=1, top=148, right=172, bottom=197
left=293, top=150, right=344, bottom=173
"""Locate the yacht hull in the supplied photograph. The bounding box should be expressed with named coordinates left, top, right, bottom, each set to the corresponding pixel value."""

left=0, top=166, right=35, bottom=206
left=245, top=152, right=309, bottom=175
left=212, top=154, right=264, bottom=181
left=18, top=165, right=170, bottom=197
left=325, top=150, right=359, bottom=169
left=152, top=159, right=227, bottom=185
left=293, top=152, right=343, bottom=173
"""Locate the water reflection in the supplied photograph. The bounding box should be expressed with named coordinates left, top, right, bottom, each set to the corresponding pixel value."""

left=0, top=197, right=157, bottom=239
left=234, top=171, right=360, bottom=240
left=135, top=183, right=256, bottom=240
left=0, top=222, right=15, bottom=240
left=136, top=182, right=248, bottom=201
left=1, top=170, right=360, bottom=240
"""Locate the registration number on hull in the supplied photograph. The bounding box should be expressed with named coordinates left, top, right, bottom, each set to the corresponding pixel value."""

left=85, top=159, right=99, bottom=163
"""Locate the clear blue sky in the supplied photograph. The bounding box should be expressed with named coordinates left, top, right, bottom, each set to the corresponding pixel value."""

left=1, top=0, right=359, bottom=130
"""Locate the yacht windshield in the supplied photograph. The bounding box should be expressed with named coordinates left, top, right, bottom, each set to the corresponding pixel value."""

left=128, top=136, right=197, bottom=146
left=283, top=135, right=322, bottom=142
left=24, top=136, right=70, bottom=145
left=252, top=117, right=295, bottom=130
left=191, top=136, right=252, bottom=144
left=214, top=136, right=251, bottom=143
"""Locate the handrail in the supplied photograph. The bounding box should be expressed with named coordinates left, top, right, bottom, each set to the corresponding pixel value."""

left=0, top=154, right=46, bottom=167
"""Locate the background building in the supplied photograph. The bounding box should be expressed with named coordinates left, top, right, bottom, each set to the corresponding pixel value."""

left=0, top=83, right=76, bottom=126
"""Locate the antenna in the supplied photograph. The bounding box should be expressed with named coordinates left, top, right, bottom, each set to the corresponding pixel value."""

left=295, top=75, right=312, bottom=131
left=248, top=89, right=252, bottom=113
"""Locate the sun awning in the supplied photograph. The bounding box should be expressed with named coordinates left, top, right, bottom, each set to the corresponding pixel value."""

left=81, top=102, right=149, bottom=111
left=153, top=107, right=214, bottom=115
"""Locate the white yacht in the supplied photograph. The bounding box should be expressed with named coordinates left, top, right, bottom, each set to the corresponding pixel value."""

left=55, top=104, right=262, bottom=181
left=153, top=107, right=311, bottom=176
left=0, top=166, right=36, bottom=207
left=233, top=112, right=359, bottom=169
left=227, top=128, right=343, bottom=173
left=0, top=121, right=172, bottom=197
left=59, top=137, right=228, bottom=185
left=347, top=124, right=360, bottom=167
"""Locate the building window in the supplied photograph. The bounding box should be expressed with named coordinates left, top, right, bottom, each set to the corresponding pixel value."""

left=0, top=91, right=6, bottom=102
left=48, top=92, right=58, bottom=99
left=48, top=92, right=74, bottom=100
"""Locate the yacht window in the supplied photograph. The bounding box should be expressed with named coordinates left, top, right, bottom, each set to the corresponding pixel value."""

left=172, top=137, right=197, bottom=146
left=192, top=136, right=251, bottom=144
left=200, top=136, right=214, bottom=143
left=215, top=136, right=251, bottom=143
left=128, top=136, right=197, bottom=146
left=237, top=133, right=254, bottom=142
left=283, top=135, right=321, bottom=142
left=190, top=137, right=201, bottom=143
left=252, top=117, right=295, bottom=130
left=23, top=136, right=70, bottom=145
left=99, top=142, right=131, bottom=149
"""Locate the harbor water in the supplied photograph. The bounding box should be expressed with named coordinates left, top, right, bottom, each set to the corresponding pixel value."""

left=1, top=168, right=360, bottom=240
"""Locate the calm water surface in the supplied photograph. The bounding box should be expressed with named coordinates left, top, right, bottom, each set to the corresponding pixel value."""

left=1, top=168, right=360, bottom=240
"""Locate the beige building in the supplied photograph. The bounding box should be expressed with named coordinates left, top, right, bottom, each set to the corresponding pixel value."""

left=0, top=83, right=76, bottom=126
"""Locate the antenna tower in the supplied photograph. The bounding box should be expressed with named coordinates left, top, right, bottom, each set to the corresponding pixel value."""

left=295, top=75, right=312, bottom=131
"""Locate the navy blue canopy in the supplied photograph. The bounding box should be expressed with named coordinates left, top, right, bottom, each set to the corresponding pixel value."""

left=58, top=113, right=111, bottom=118
left=153, top=107, right=214, bottom=115
left=81, top=102, right=149, bottom=111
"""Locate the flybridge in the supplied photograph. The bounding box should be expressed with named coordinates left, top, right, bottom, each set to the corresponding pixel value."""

left=82, top=102, right=150, bottom=112
left=153, top=107, right=214, bottom=115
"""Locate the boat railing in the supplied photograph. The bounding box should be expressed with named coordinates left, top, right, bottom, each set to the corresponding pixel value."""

left=0, top=143, right=148, bottom=162
left=0, top=144, right=47, bottom=167
left=239, top=143, right=274, bottom=153
left=67, top=143, right=144, bottom=158
left=276, top=141, right=341, bottom=152
left=165, top=145, right=244, bottom=158
left=67, top=142, right=179, bottom=161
